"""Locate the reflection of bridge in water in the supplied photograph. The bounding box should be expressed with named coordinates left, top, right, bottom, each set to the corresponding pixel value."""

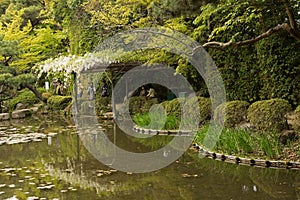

left=0, top=117, right=298, bottom=199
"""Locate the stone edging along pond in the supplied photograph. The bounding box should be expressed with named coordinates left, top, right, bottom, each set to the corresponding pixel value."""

left=133, top=126, right=300, bottom=170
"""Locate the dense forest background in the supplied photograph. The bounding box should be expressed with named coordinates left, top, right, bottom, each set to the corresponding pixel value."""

left=0, top=0, right=300, bottom=108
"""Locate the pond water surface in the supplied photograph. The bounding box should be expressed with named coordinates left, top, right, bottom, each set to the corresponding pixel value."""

left=0, top=115, right=299, bottom=200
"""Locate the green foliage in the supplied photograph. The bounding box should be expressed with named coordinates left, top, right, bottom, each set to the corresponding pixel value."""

left=42, top=92, right=52, bottom=100
left=256, top=33, right=300, bottom=106
left=216, top=129, right=254, bottom=156
left=0, top=0, right=10, bottom=15
left=0, top=64, right=16, bottom=74
left=149, top=0, right=212, bottom=21
left=47, top=95, right=72, bottom=111
left=293, top=105, right=300, bottom=132
left=295, top=105, right=300, bottom=113
left=84, top=0, right=150, bottom=29
left=163, top=114, right=180, bottom=130
left=195, top=126, right=282, bottom=159
left=129, top=96, right=159, bottom=115
left=183, top=96, right=212, bottom=125
left=160, top=98, right=183, bottom=118
left=190, top=0, right=300, bottom=106
left=72, top=0, right=151, bottom=54
left=192, top=1, right=262, bottom=44
left=0, top=0, right=68, bottom=105
left=7, top=89, right=40, bottom=110
left=207, top=32, right=300, bottom=106
left=11, top=73, right=36, bottom=85
left=176, top=59, right=207, bottom=93
left=1, top=0, right=300, bottom=117
left=0, top=70, right=36, bottom=86
left=209, top=46, right=261, bottom=103
left=0, top=37, right=20, bottom=62
left=129, top=96, right=146, bottom=115
left=248, top=98, right=292, bottom=132
left=133, top=113, right=179, bottom=130
left=140, top=97, right=159, bottom=113
left=214, top=100, right=250, bottom=128
left=164, top=16, right=190, bottom=33
left=14, top=26, right=67, bottom=71
left=259, top=132, right=280, bottom=159
left=0, top=73, right=13, bottom=83
left=95, top=96, right=111, bottom=115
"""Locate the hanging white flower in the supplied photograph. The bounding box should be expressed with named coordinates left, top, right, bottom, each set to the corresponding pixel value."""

left=36, top=52, right=117, bottom=80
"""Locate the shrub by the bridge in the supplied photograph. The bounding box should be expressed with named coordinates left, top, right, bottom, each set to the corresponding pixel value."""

left=47, top=95, right=72, bottom=111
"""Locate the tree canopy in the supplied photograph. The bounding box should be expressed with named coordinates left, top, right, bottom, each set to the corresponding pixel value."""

left=0, top=0, right=300, bottom=110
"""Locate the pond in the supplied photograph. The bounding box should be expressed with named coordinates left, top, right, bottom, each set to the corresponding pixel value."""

left=0, top=115, right=299, bottom=200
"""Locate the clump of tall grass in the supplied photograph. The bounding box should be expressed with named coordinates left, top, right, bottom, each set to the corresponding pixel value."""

left=134, top=112, right=285, bottom=159
left=133, top=113, right=179, bottom=130
left=195, top=126, right=283, bottom=159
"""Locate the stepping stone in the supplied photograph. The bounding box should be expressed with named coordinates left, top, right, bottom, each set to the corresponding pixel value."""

left=11, top=109, right=32, bottom=119
left=0, top=113, right=9, bottom=121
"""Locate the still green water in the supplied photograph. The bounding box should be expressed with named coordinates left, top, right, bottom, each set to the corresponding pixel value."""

left=0, top=115, right=299, bottom=200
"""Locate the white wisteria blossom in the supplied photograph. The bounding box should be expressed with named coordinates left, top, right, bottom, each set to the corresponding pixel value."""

left=37, top=52, right=117, bottom=79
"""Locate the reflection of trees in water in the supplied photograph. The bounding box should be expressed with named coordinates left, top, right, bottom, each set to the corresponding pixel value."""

left=0, top=116, right=299, bottom=199
left=45, top=163, right=119, bottom=196
left=131, top=135, right=173, bottom=151
left=189, top=152, right=299, bottom=199
left=249, top=167, right=299, bottom=199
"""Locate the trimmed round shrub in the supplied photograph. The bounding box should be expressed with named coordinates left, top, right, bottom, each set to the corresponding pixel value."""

left=214, top=100, right=250, bottom=128
left=129, top=96, right=158, bottom=115
left=142, top=98, right=159, bottom=113
left=293, top=105, right=300, bottom=132
left=183, top=96, right=212, bottom=125
left=8, top=89, right=40, bottom=110
left=160, top=98, right=184, bottom=118
left=47, top=95, right=72, bottom=111
left=248, top=98, right=292, bottom=131
left=129, top=96, right=146, bottom=115
left=42, top=92, right=52, bottom=100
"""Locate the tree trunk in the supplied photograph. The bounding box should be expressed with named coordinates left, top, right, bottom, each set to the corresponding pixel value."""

left=24, top=83, right=47, bottom=103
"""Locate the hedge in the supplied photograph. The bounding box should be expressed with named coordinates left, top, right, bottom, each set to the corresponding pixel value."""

left=214, top=100, right=250, bottom=128
left=247, top=98, right=292, bottom=132
left=129, top=96, right=158, bottom=115
left=160, top=98, right=184, bottom=118
left=8, top=89, right=40, bottom=111
left=293, top=105, right=300, bottom=132
left=183, top=96, right=212, bottom=125
left=47, top=95, right=72, bottom=111
left=95, top=96, right=111, bottom=115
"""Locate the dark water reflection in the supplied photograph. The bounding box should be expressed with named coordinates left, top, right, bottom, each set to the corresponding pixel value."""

left=0, top=115, right=298, bottom=200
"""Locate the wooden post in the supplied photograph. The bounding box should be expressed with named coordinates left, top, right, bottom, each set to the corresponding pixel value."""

left=111, top=71, right=117, bottom=120
left=73, top=72, right=78, bottom=114
left=126, top=76, right=128, bottom=100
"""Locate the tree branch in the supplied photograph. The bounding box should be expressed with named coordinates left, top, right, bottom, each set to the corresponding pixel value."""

left=199, top=0, right=300, bottom=49
left=24, top=83, right=47, bottom=103
left=281, top=0, right=300, bottom=40
left=4, top=56, right=13, bottom=66
left=201, top=24, right=289, bottom=49
left=281, top=0, right=298, bottom=30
